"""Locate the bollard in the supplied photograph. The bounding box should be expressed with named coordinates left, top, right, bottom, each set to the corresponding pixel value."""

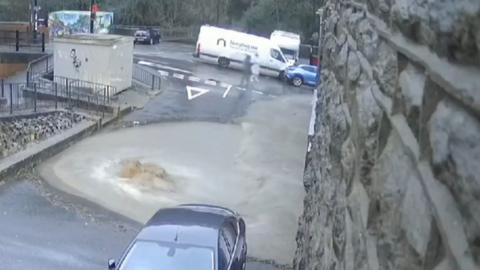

left=33, top=83, right=37, bottom=112
left=1, top=79, right=4, bottom=97
left=41, top=33, right=45, bottom=52
left=26, top=71, right=30, bottom=87
left=9, top=84, right=13, bottom=114
left=15, top=31, right=19, bottom=51
left=102, top=88, right=106, bottom=118
left=106, top=86, right=109, bottom=103
left=66, top=78, right=70, bottom=107
left=54, top=82, right=58, bottom=110
left=46, top=57, right=49, bottom=73
left=151, top=74, right=155, bottom=90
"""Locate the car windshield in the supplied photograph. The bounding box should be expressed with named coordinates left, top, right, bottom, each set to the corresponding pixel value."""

left=280, top=48, right=296, bottom=60
left=119, top=241, right=214, bottom=270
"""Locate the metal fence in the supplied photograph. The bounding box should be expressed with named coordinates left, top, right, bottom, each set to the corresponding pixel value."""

left=133, top=65, right=162, bottom=90
left=0, top=30, right=47, bottom=52
left=0, top=79, right=115, bottom=116
left=0, top=82, right=57, bottom=115
left=111, top=25, right=197, bottom=42
left=52, top=76, right=117, bottom=101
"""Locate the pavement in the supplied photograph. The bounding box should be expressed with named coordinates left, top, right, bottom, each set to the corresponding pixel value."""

left=1, top=41, right=314, bottom=269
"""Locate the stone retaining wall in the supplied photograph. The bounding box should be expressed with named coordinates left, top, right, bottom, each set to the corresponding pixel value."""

left=294, top=0, right=480, bottom=269
left=0, top=111, right=85, bottom=158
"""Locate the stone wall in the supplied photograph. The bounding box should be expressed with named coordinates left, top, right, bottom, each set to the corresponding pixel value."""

left=294, top=0, right=480, bottom=269
left=0, top=111, right=85, bottom=158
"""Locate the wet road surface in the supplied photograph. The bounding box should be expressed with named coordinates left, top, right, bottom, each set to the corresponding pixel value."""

left=0, top=42, right=311, bottom=270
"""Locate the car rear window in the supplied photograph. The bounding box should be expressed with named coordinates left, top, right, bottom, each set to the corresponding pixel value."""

left=135, top=31, right=148, bottom=36
left=119, top=240, right=214, bottom=270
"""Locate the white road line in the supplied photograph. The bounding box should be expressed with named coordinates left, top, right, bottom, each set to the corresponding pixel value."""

left=220, top=82, right=232, bottom=88
left=253, top=90, right=264, bottom=95
left=173, top=73, right=185, bottom=80
left=222, top=85, right=232, bottom=98
left=205, top=80, right=217, bottom=86
left=188, top=76, right=201, bottom=82
left=158, top=70, right=169, bottom=76
left=237, top=87, right=246, bottom=91
left=138, top=60, right=193, bottom=74
left=138, top=60, right=155, bottom=66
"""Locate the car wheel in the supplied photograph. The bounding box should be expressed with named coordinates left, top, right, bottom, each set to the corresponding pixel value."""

left=292, top=76, right=303, bottom=87
left=218, top=57, right=230, bottom=68
left=278, top=71, right=286, bottom=80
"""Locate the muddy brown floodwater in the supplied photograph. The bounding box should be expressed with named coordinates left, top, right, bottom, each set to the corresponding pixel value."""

left=39, top=94, right=311, bottom=265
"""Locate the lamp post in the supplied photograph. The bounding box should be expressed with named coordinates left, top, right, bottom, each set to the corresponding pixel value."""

left=90, top=0, right=97, bottom=34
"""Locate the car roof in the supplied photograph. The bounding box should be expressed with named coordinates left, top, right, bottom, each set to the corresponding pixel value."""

left=136, top=205, right=236, bottom=248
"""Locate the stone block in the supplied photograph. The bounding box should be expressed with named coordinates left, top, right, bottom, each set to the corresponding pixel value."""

left=347, top=50, right=361, bottom=83
left=399, top=63, right=425, bottom=113
left=335, top=42, right=349, bottom=82
left=372, top=42, right=398, bottom=97
left=428, top=99, right=480, bottom=246
left=401, top=172, right=432, bottom=258
left=356, top=18, right=379, bottom=61
left=348, top=181, right=369, bottom=229
left=355, top=77, right=382, bottom=134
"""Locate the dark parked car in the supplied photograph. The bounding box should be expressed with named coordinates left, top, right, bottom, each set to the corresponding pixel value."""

left=108, top=204, right=247, bottom=270
left=285, top=64, right=320, bottom=87
left=134, top=29, right=161, bottom=45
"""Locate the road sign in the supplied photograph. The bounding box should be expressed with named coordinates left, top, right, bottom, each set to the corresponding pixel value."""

left=186, top=86, right=209, bottom=100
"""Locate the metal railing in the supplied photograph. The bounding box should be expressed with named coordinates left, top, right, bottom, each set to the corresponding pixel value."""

left=0, top=80, right=113, bottom=116
left=0, top=82, right=59, bottom=115
left=133, top=65, right=161, bottom=90
left=111, top=25, right=197, bottom=42
left=26, top=54, right=54, bottom=84
left=0, top=30, right=47, bottom=52
left=52, top=76, right=117, bottom=102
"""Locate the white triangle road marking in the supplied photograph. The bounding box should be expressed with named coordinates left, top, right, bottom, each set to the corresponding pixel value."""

left=186, top=86, right=210, bottom=101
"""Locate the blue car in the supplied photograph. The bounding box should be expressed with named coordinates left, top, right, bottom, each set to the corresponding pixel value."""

left=285, top=64, right=319, bottom=87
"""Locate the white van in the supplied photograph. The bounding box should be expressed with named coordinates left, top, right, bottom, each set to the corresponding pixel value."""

left=270, top=30, right=301, bottom=66
left=194, top=25, right=289, bottom=78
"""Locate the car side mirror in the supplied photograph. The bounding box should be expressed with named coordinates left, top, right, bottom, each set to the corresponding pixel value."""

left=108, top=259, right=116, bottom=270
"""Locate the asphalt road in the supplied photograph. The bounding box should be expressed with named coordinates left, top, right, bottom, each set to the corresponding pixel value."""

left=0, top=42, right=310, bottom=270
left=126, top=42, right=312, bottom=124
